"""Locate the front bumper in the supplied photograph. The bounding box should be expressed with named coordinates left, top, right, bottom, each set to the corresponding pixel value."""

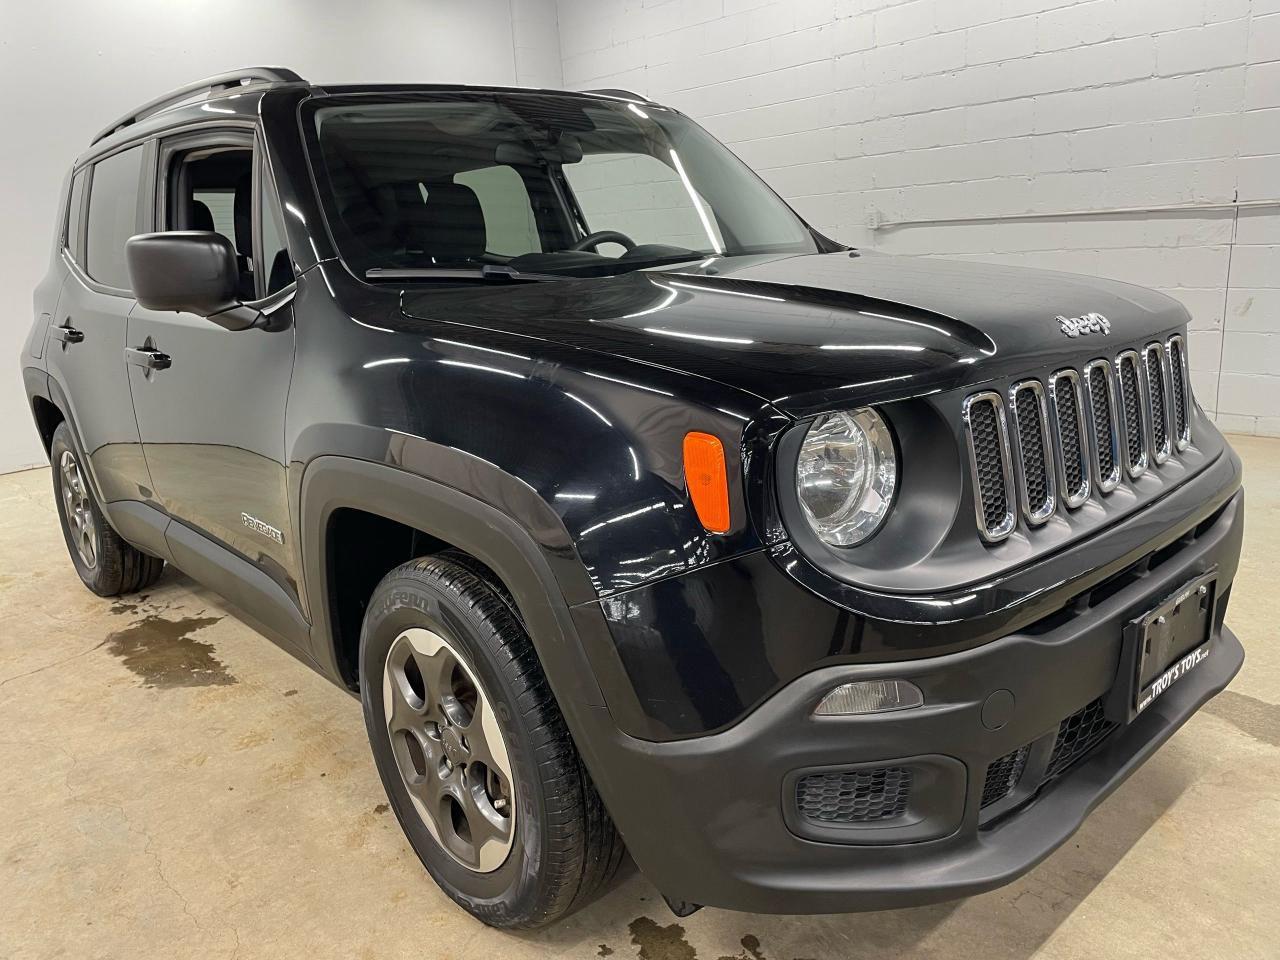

left=583, top=488, right=1244, bottom=914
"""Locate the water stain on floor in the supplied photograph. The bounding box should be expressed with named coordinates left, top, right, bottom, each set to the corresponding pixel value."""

left=629, top=917, right=698, bottom=960
left=104, top=613, right=232, bottom=688
left=720, top=935, right=766, bottom=960
left=1204, top=689, right=1280, bottom=747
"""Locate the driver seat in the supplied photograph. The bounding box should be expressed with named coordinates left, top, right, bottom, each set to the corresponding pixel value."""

left=400, top=181, right=487, bottom=262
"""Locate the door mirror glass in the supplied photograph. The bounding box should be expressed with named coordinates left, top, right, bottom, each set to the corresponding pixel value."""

left=125, top=231, right=256, bottom=329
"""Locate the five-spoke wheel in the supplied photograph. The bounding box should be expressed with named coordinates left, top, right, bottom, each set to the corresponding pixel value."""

left=58, top=448, right=97, bottom=570
left=359, top=555, right=625, bottom=928
left=383, top=627, right=516, bottom=872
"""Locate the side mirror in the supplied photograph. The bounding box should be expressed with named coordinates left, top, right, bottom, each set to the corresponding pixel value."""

left=125, top=231, right=259, bottom=330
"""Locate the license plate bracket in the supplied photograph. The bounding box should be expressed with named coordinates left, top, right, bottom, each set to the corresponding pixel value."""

left=1105, top=570, right=1218, bottom=724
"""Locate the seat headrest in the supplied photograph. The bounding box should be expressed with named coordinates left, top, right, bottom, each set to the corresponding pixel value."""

left=190, top=199, right=215, bottom=232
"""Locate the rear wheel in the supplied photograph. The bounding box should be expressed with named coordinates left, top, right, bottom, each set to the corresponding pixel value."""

left=359, top=556, right=625, bottom=928
left=50, top=422, right=164, bottom=596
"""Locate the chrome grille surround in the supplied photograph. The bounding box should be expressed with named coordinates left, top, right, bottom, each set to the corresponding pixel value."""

left=1008, top=379, right=1057, bottom=525
left=1166, top=334, right=1192, bottom=451
left=1082, top=358, right=1122, bottom=494
left=1115, top=349, right=1150, bottom=479
left=1144, top=341, right=1173, bottom=466
left=1048, top=368, right=1091, bottom=508
left=962, top=336, right=1194, bottom=542
left=962, top=391, right=1017, bottom=543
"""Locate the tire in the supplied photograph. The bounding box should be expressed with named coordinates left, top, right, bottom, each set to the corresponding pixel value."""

left=49, top=421, right=165, bottom=597
left=359, top=555, right=625, bottom=928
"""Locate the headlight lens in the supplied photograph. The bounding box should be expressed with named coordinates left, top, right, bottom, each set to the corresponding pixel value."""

left=795, top=408, right=897, bottom=546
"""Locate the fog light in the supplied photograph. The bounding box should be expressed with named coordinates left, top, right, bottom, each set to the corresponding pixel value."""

left=814, top=679, right=924, bottom=716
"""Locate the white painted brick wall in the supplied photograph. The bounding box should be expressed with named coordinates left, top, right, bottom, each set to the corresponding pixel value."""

left=554, top=0, right=1280, bottom=434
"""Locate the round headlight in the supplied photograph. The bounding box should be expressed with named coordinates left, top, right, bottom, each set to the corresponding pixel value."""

left=795, top=408, right=897, bottom=546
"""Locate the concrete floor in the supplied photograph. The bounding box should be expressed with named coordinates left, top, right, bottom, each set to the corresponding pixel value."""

left=2, top=439, right=1278, bottom=960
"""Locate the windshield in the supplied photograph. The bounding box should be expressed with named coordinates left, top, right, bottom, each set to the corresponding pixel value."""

left=306, top=92, right=821, bottom=280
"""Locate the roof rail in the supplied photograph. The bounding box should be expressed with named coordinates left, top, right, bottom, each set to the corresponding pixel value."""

left=91, top=67, right=306, bottom=145
left=582, top=88, right=651, bottom=103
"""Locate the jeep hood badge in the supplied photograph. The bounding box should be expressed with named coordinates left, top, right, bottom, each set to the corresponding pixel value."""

left=1056, top=312, right=1111, bottom=338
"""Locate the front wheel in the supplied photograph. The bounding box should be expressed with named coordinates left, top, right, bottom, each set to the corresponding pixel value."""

left=358, top=556, right=624, bottom=928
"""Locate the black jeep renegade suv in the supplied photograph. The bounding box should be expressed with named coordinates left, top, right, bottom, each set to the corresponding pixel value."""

left=22, top=68, right=1245, bottom=928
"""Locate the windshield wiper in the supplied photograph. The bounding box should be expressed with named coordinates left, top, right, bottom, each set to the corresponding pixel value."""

left=365, top=264, right=559, bottom=282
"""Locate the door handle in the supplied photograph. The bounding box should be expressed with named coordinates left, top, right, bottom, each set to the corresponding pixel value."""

left=50, top=324, right=85, bottom=345
left=125, top=346, right=172, bottom=371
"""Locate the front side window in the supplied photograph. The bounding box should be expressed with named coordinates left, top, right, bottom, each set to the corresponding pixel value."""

left=259, top=162, right=294, bottom=296
left=563, top=152, right=724, bottom=255
left=307, top=93, right=818, bottom=280
left=162, top=143, right=255, bottom=299
left=85, top=146, right=144, bottom=289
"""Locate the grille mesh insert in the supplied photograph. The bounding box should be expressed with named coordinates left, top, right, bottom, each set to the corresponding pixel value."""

left=1054, top=377, right=1086, bottom=499
left=1118, top=355, right=1145, bottom=470
left=1013, top=388, right=1050, bottom=515
left=1169, top=339, right=1188, bottom=441
left=1145, top=345, right=1168, bottom=454
left=1087, top=365, right=1117, bottom=482
left=968, top=399, right=1009, bottom=533
left=981, top=745, right=1030, bottom=808
left=796, top=767, right=912, bottom=824
left=1046, top=697, right=1118, bottom=778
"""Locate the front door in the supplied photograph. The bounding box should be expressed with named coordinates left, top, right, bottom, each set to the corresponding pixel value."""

left=125, top=129, right=300, bottom=601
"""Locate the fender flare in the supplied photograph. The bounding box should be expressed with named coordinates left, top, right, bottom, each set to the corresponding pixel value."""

left=298, top=455, right=622, bottom=715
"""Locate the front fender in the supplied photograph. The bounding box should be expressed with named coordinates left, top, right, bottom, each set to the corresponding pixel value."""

left=298, top=454, right=630, bottom=715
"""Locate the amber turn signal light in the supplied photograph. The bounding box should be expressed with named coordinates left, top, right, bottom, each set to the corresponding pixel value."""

left=683, top=431, right=731, bottom=533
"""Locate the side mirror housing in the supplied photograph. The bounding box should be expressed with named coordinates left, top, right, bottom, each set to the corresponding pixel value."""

left=125, top=231, right=258, bottom=330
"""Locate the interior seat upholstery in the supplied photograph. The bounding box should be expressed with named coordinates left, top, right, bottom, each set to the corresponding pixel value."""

left=190, top=199, right=216, bottom=232
left=405, top=181, right=488, bottom=261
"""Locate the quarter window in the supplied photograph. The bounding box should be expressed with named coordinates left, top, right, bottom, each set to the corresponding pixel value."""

left=65, top=170, right=86, bottom=262
left=84, top=145, right=144, bottom=290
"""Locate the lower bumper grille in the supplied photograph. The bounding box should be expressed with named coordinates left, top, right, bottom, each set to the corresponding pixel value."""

left=980, top=695, right=1120, bottom=814
left=1046, top=696, right=1118, bottom=778
left=796, top=767, right=913, bottom=824
left=981, top=745, right=1030, bottom=808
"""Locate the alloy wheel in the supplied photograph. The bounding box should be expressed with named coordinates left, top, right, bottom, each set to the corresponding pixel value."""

left=382, top=627, right=516, bottom=873
left=59, top=449, right=97, bottom=569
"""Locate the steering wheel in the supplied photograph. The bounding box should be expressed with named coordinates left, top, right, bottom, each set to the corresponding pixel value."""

left=566, top=230, right=637, bottom=253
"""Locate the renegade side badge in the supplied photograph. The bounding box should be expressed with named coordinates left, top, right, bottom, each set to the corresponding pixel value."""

left=241, top=513, right=284, bottom=544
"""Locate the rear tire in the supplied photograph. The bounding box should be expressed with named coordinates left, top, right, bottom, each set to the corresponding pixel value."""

left=359, top=555, right=625, bottom=928
left=50, top=421, right=165, bottom=597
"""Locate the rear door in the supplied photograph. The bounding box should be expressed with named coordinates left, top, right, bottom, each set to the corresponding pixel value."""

left=46, top=143, right=155, bottom=507
left=125, top=127, right=300, bottom=602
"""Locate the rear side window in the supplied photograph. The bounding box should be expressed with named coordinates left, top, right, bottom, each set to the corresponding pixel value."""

left=85, top=145, right=144, bottom=290
left=65, top=170, right=86, bottom=262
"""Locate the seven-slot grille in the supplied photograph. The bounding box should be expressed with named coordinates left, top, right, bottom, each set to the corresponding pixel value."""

left=964, top=340, right=1192, bottom=542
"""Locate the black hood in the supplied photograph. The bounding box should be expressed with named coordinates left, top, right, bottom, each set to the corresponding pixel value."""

left=400, top=251, right=1190, bottom=418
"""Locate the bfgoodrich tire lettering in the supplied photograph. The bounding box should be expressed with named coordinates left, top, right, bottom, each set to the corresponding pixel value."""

left=358, top=556, right=625, bottom=928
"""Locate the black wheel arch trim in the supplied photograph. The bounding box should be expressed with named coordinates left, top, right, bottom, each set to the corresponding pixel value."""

left=299, top=455, right=640, bottom=723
